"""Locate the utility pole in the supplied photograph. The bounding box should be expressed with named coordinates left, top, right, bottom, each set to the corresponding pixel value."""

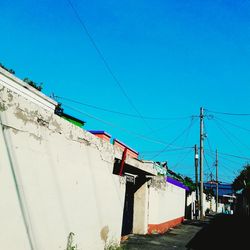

left=215, top=149, right=219, bottom=213
left=194, top=144, right=199, bottom=219
left=199, top=107, right=204, bottom=219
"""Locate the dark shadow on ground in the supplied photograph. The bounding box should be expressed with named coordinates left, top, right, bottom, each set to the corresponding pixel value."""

left=186, top=214, right=250, bottom=250
left=183, top=218, right=210, bottom=228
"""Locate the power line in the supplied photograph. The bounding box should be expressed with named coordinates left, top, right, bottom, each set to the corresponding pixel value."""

left=172, top=148, right=193, bottom=170
left=62, top=103, right=194, bottom=148
left=206, top=150, right=241, bottom=166
left=55, top=95, right=192, bottom=121
left=150, top=118, right=198, bottom=160
left=214, top=116, right=250, bottom=133
left=207, top=148, right=250, bottom=161
left=218, top=152, right=250, bottom=161
left=204, top=153, right=214, bottom=173
left=203, top=120, right=214, bottom=153
left=205, top=152, right=236, bottom=175
left=213, top=118, right=250, bottom=151
left=140, top=146, right=194, bottom=154
left=205, top=108, right=250, bottom=116
left=65, top=0, right=152, bottom=130
left=212, top=119, right=242, bottom=154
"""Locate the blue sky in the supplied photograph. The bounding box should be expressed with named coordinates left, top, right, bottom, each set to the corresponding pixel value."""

left=1, top=0, right=250, bottom=183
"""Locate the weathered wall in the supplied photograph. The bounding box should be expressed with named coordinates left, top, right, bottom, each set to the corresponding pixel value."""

left=133, top=182, right=149, bottom=234
left=0, top=83, right=127, bottom=250
left=147, top=177, right=186, bottom=234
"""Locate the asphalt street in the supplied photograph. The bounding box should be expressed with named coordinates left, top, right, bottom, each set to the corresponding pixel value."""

left=121, top=214, right=250, bottom=250
left=121, top=219, right=207, bottom=250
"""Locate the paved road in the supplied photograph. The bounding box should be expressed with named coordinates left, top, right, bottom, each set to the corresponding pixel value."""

left=121, top=214, right=250, bottom=250
left=121, top=220, right=207, bottom=250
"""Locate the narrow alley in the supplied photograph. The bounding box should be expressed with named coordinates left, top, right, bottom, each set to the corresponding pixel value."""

left=122, top=214, right=250, bottom=250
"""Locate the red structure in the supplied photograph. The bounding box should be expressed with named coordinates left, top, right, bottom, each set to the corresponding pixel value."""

left=88, top=131, right=111, bottom=142
left=113, top=139, right=138, bottom=159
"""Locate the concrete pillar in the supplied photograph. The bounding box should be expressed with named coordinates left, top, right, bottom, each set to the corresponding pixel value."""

left=133, top=182, right=149, bottom=234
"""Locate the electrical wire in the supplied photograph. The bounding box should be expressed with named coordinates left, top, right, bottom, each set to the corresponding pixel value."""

left=171, top=148, right=193, bottom=170
left=205, top=108, right=250, bottom=116
left=65, top=0, right=153, bottom=130
left=204, top=153, right=213, bottom=173
left=203, top=121, right=214, bottom=153
left=218, top=152, right=250, bottom=161
left=62, top=103, right=194, bottom=148
left=150, top=117, right=198, bottom=160
left=54, top=95, right=192, bottom=121
left=212, top=118, right=242, bottom=154
left=140, top=146, right=194, bottom=154
left=214, top=116, right=250, bottom=133
left=213, top=118, right=250, bottom=151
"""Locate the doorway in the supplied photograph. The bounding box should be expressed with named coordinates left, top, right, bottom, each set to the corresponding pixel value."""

left=121, top=181, right=135, bottom=236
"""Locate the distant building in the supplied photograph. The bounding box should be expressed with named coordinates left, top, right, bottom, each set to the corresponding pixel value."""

left=204, top=182, right=235, bottom=213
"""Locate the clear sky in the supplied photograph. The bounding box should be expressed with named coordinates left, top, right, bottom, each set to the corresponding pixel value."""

left=1, top=0, right=250, bottom=183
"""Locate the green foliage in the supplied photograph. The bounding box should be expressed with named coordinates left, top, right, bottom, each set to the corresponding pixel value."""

left=0, top=62, right=15, bottom=74
left=232, top=164, right=250, bottom=191
left=182, top=176, right=196, bottom=191
left=167, top=169, right=196, bottom=191
left=105, top=241, right=124, bottom=250
left=66, top=232, right=78, bottom=250
left=23, top=77, right=43, bottom=91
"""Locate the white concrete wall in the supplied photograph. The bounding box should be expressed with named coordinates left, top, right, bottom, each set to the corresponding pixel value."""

left=148, top=180, right=186, bottom=225
left=203, top=195, right=216, bottom=213
left=218, top=203, right=225, bottom=213
left=211, top=197, right=216, bottom=211
left=0, top=84, right=127, bottom=249
left=0, top=67, right=57, bottom=112
left=133, top=182, right=149, bottom=234
left=186, top=191, right=196, bottom=220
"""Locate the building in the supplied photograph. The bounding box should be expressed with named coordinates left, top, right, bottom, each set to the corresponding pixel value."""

left=0, top=66, right=190, bottom=249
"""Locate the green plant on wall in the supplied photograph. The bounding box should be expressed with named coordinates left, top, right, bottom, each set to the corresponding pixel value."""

left=23, top=77, right=43, bottom=91
left=66, top=232, right=78, bottom=250
left=0, top=62, right=15, bottom=74
left=105, top=240, right=124, bottom=250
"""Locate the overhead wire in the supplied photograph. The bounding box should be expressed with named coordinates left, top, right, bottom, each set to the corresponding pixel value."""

left=213, top=117, right=250, bottom=151
left=65, top=0, right=153, bottom=130
left=54, top=95, right=192, bottom=121
left=218, top=152, right=250, bottom=161
left=204, top=153, right=213, bottom=173
left=150, top=117, right=198, bottom=160
left=139, top=146, right=193, bottom=160
left=205, top=108, right=250, bottom=116
left=206, top=151, right=236, bottom=175
left=206, top=150, right=239, bottom=167
left=172, top=117, right=195, bottom=171
left=171, top=148, right=193, bottom=170
left=140, top=146, right=194, bottom=154
left=62, top=103, right=195, bottom=149
left=203, top=121, right=214, bottom=153
left=214, top=116, right=250, bottom=133
left=212, top=118, right=242, bottom=154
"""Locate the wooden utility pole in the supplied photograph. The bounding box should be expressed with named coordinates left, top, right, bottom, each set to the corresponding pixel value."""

left=216, top=149, right=219, bottom=213
left=199, top=107, right=204, bottom=219
left=194, top=144, right=199, bottom=219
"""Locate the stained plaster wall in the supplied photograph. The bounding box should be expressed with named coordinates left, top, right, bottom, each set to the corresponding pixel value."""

left=0, top=83, right=127, bottom=250
left=148, top=177, right=186, bottom=226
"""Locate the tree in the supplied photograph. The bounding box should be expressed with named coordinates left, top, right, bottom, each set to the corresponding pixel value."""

left=232, top=164, right=250, bottom=191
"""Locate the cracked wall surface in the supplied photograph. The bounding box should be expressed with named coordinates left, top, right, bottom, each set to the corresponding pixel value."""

left=0, top=83, right=127, bottom=250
